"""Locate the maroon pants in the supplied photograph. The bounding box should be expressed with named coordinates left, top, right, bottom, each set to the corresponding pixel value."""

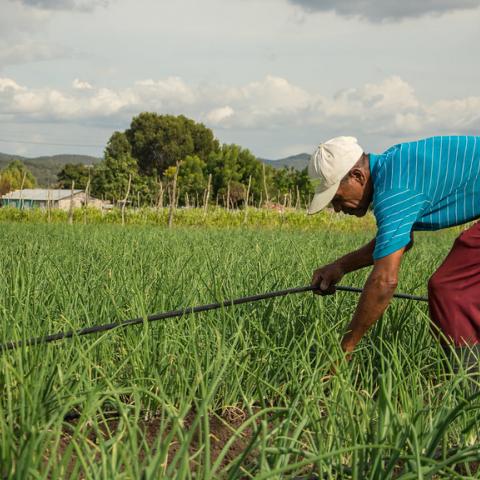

left=428, top=222, right=480, bottom=346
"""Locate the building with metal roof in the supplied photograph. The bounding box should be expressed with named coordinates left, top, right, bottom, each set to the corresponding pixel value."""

left=1, top=189, right=103, bottom=210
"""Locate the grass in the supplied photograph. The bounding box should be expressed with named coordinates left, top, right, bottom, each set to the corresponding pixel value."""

left=0, top=205, right=377, bottom=231
left=1, top=223, right=479, bottom=479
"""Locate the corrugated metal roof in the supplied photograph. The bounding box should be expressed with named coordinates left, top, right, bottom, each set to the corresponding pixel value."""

left=1, top=189, right=83, bottom=201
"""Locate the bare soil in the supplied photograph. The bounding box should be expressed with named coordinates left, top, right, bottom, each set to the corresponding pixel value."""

left=52, top=407, right=257, bottom=477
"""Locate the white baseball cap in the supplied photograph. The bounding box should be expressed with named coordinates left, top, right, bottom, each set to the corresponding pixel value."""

left=307, top=136, right=364, bottom=215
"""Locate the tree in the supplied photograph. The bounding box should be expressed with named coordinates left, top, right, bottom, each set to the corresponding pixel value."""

left=272, top=167, right=295, bottom=200
left=206, top=144, right=265, bottom=206
left=91, top=132, right=153, bottom=203
left=0, top=160, right=36, bottom=195
left=177, top=155, right=207, bottom=203
left=80, top=112, right=315, bottom=209
left=57, top=164, right=92, bottom=189
left=295, top=167, right=315, bottom=206
left=126, top=113, right=219, bottom=176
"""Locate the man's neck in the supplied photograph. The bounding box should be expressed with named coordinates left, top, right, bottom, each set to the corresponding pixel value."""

left=364, top=154, right=374, bottom=205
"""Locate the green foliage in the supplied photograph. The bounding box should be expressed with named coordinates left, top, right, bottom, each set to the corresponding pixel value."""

left=57, top=163, right=92, bottom=189
left=0, top=160, right=36, bottom=195
left=0, top=205, right=376, bottom=230
left=36, top=113, right=315, bottom=209
left=125, top=112, right=219, bottom=175
left=91, top=132, right=157, bottom=204
left=0, top=224, right=478, bottom=478
left=0, top=152, right=101, bottom=187
left=177, top=155, right=207, bottom=203
left=207, top=144, right=262, bottom=206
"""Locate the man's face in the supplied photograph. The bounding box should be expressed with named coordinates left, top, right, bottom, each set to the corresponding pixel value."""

left=330, top=168, right=371, bottom=217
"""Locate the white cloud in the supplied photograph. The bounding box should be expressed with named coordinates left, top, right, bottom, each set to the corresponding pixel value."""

left=206, top=106, right=235, bottom=125
left=0, top=75, right=479, bottom=141
left=72, top=78, right=93, bottom=90
left=0, top=78, right=25, bottom=92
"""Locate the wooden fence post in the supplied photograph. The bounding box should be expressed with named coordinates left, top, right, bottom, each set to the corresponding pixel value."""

left=203, top=173, right=211, bottom=218
left=243, top=175, right=252, bottom=225
left=84, top=176, right=91, bottom=225
left=157, top=180, right=164, bottom=210
left=226, top=181, right=230, bottom=211
left=121, top=174, right=132, bottom=226
left=68, top=180, right=75, bottom=225
left=47, top=188, right=51, bottom=222
left=262, top=163, right=269, bottom=207
left=19, top=171, right=26, bottom=210
left=168, top=161, right=180, bottom=228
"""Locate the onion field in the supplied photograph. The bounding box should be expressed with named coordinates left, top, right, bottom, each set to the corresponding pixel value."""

left=1, top=223, right=479, bottom=479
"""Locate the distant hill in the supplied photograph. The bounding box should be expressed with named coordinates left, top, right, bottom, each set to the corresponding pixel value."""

left=0, top=153, right=101, bottom=186
left=0, top=150, right=311, bottom=186
left=260, top=153, right=309, bottom=171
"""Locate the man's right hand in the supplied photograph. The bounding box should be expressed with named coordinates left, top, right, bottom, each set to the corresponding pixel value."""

left=311, top=263, right=345, bottom=295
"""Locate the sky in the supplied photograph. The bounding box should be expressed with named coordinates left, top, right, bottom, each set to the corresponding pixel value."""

left=0, top=0, right=479, bottom=159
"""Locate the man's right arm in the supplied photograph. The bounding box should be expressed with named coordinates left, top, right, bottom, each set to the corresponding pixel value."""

left=311, top=232, right=414, bottom=295
left=337, top=238, right=376, bottom=274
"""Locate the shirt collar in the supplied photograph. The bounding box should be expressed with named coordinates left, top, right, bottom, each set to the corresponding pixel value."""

left=368, top=153, right=379, bottom=178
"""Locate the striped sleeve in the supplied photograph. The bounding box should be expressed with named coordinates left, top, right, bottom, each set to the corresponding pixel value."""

left=373, top=189, right=430, bottom=259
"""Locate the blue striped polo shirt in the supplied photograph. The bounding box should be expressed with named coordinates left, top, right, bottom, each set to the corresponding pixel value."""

left=370, top=136, right=480, bottom=259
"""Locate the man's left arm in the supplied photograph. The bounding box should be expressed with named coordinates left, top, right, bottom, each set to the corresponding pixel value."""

left=340, top=246, right=406, bottom=354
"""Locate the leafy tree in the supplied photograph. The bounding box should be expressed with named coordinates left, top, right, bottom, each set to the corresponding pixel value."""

left=227, top=181, right=246, bottom=208
left=295, top=167, right=315, bottom=206
left=272, top=167, right=296, bottom=199
left=91, top=132, right=153, bottom=203
left=0, top=160, right=36, bottom=195
left=177, top=155, right=207, bottom=203
left=126, top=113, right=219, bottom=175
left=57, top=164, right=92, bottom=189
left=206, top=144, right=267, bottom=206
left=88, top=113, right=314, bottom=209
left=207, top=145, right=241, bottom=195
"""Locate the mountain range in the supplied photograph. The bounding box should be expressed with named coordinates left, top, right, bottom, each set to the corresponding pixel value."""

left=0, top=151, right=310, bottom=187
left=260, top=153, right=309, bottom=170
left=0, top=153, right=101, bottom=186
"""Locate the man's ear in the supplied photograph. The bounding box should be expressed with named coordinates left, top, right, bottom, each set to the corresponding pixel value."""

left=349, top=167, right=367, bottom=186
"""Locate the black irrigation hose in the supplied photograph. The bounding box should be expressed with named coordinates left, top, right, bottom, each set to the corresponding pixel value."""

left=0, top=285, right=428, bottom=352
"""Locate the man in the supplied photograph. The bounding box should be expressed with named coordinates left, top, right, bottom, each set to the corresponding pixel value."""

left=309, top=135, right=480, bottom=359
